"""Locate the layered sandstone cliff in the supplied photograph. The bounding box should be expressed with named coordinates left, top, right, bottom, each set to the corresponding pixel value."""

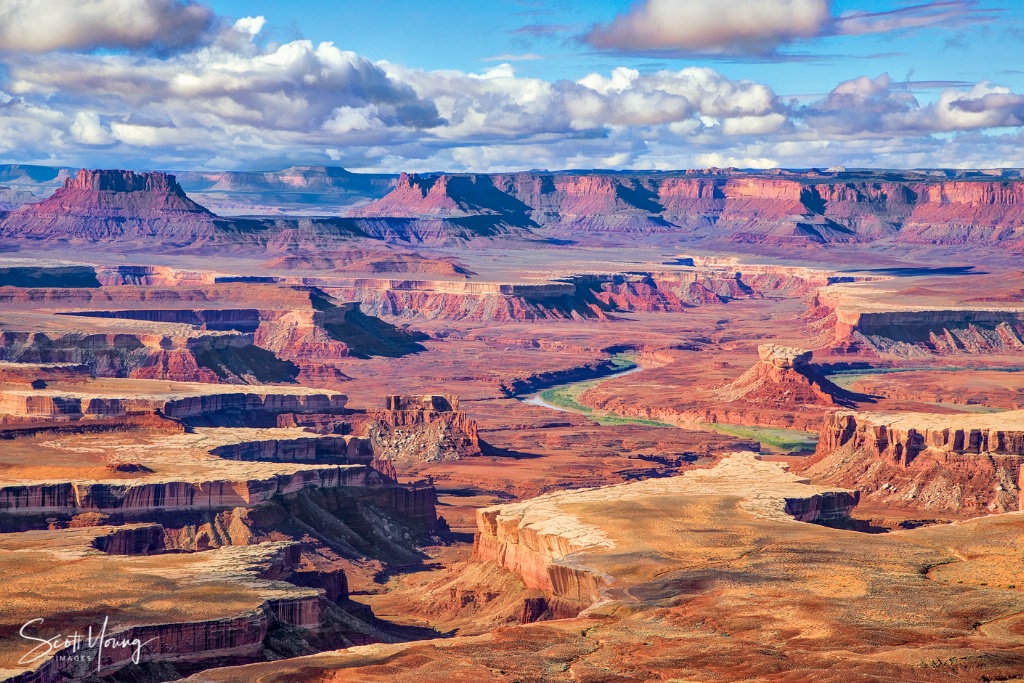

left=0, top=169, right=220, bottom=244
left=2, top=540, right=325, bottom=683
left=6, top=167, right=1024, bottom=249
left=811, top=284, right=1024, bottom=356
left=475, top=452, right=858, bottom=615
left=348, top=169, right=1024, bottom=244
left=321, top=266, right=829, bottom=323
left=0, top=464, right=373, bottom=514
left=0, top=328, right=298, bottom=384
left=801, top=409, right=1024, bottom=513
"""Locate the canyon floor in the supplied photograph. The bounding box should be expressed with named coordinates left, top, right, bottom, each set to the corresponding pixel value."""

left=2, top=167, right=1024, bottom=681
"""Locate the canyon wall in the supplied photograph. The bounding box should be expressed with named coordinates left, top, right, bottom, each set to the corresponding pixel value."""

left=345, top=169, right=1024, bottom=245
left=0, top=329, right=298, bottom=384
left=321, top=266, right=832, bottom=322
left=0, top=465, right=373, bottom=514
left=811, top=288, right=1024, bottom=355
left=802, top=410, right=1024, bottom=513
left=7, top=167, right=1024, bottom=249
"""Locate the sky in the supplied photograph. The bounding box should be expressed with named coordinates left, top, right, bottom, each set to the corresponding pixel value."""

left=0, top=0, right=1022, bottom=172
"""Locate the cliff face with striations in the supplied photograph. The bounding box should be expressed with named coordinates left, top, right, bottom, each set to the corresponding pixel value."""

left=811, top=286, right=1024, bottom=356
left=0, top=465, right=373, bottom=514
left=347, top=169, right=1024, bottom=245
left=801, top=410, right=1024, bottom=513
left=475, top=452, right=858, bottom=616
left=0, top=169, right=220, bottom=243
left=0, top=329, right=298, bottom=384
left=0, top=388, right=349, bottom=423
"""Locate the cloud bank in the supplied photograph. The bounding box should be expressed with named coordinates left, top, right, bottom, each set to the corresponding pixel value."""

left=0, top=0, right=214, bottom=53
left=585, top=0, right=991, bottom=56
left=0, top=0, right=1020, bottom=171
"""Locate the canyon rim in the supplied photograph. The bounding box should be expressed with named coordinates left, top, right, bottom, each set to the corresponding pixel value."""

left=2, top=0, right=1024, bottom=681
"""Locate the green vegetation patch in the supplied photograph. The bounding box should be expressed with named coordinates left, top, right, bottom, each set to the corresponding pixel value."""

left=705, top=423, right=819, bottom=454
left=537, top=355, right=669, bottom=428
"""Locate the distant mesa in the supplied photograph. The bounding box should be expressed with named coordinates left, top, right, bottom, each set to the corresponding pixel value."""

left=0, top=168, right=219, bottom=244
left=6, top=165, right=1024, bottom=249
left=346, top=167, right=1024, bottom=246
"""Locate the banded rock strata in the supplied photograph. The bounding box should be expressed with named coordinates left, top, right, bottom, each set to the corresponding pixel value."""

left=475, top=452, right=857, bottom=615
left=802, top=409, right=1024, bottom=513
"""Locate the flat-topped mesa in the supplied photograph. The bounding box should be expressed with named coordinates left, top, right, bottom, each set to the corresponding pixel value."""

left=384, top=394, right=458, bottom=411
left=802, top=409, right=1024, bottom=513
left=66, top=169, right=187, bottom=195
left=718, top=344, right=855, bottom=409
left=0, top=168, right=219, bottom=243
left=37, top=169, right=210, bottom=214
left=759, top=343, right=813, bottom=369
left=474, top=452, right=858, bottom=616
left=360, top=394, right=481, bottom=465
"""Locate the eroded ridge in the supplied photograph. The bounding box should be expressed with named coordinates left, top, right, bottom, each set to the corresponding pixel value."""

left=803, top=409, right=1024, bottom=513
left=0, top=531, right=327, bottom=683
left=475, top=452, right=858, bottom=615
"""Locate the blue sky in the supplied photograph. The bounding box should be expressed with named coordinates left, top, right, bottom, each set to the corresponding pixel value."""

left=208, top=0, right=1021, bottom=96
left=0, top=0, right=1021, bottom=171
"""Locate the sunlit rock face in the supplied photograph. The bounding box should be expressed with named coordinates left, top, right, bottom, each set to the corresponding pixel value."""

left=805, top=409, right=1024, bottom=514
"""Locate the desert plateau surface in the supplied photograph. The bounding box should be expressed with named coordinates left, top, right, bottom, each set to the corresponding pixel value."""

left=1, top=164, right=1024, bottom=683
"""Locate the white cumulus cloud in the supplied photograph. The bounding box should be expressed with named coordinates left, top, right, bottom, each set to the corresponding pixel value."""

left=587, top=0, right=832, bottom=55
left=0, top=0, right=214, bottom=53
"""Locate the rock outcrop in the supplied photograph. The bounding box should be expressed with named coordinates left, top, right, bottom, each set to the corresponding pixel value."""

left=475, top=452, right=858, bottom=615
left=91, top=523, right=166, bottom=554
left=0, top=169, right=220, bottom=244
left=717, top=344, right=858, bottom=408
left=801, top=409, right=1024, bottom=513
left=344, top=168, right=1024, bottom=245
left=360, top=395, right=482, bottom=464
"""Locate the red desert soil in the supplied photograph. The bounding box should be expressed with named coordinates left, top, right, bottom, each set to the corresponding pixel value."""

left=6, top=165, right=1024, bottom=681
